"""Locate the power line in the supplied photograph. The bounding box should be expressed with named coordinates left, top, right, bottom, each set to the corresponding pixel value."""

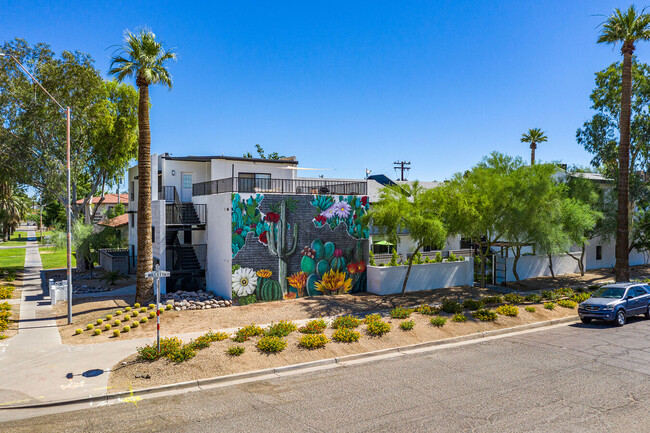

left=393, top=161, right=411, bottom=181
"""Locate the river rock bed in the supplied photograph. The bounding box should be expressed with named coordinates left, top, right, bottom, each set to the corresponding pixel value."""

left=159, top=290, right=231, bottom=310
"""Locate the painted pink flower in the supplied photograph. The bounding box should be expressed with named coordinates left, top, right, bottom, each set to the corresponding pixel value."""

left=235, top=228, right=243, bottom=235
left=361, top=196, right=368, bottom=206
left=259, top=231, right=268, bottom=244
left=334, top=249, right=343, bottom=258
left=265, top=212, right=280, bottom=223
left=314, top=215, right=327, bottom=224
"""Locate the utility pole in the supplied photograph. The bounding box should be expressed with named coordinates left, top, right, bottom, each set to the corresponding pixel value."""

left=393, top=161, right=411, bottom=181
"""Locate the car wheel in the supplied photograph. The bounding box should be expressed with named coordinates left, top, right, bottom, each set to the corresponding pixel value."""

left=614, top=310, right=626, bottom=327
left=645, top=306, right=650, bottom=320
left=580, top=317, right=592, bottom=324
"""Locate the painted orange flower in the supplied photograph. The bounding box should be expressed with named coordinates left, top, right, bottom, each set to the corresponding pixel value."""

left=287, top=272, right=308, bottom=297
left=257, top=269, right=272, bottom=278
left=355, top=261, right=366, bottom=273
left=284, top=292, right=297, bottom=300
left=347, top=263, right=357, bottom=274
left=315, top=269, right=352, bottom=296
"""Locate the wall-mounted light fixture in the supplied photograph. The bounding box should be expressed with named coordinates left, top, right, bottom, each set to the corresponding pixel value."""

left=171, top=170, right=176, bottom=176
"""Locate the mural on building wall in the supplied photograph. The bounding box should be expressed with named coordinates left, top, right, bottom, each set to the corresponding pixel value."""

left=231, top=193, right=369, bottom=302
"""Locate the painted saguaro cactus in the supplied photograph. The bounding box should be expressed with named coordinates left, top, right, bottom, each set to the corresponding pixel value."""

left=267, top=200, right=298, bottom=294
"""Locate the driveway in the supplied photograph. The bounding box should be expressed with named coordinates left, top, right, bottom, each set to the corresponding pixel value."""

left=2, top=315, right=650, bottom=431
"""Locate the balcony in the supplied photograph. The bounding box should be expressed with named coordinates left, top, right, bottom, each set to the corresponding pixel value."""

left=193, top=177, right=368, bottom=197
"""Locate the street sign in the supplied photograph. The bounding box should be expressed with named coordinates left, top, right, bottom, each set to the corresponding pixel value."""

left=146, top=264, right=170, bottom=353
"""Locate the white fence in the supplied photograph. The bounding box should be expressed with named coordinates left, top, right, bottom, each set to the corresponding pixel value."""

left=494, top=253, right=580, bottom=284
left=367, top=258, right=474, bottom=295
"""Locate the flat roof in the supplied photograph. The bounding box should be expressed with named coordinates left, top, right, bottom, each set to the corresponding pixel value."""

left=162, top=155, right=299, bottom=165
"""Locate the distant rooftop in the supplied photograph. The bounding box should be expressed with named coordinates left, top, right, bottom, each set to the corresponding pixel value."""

left=161, top=154, right=299, bottom=165
left=568, top=172, right=611, bottom=182
left=76, top=193, right=128, bottom=205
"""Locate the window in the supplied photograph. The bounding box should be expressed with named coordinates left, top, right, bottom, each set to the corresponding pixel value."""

left=152, top=226, right=156, bottom=243
left=596, top=245, right=602, bottom=260
left=182, top=174, right=192, bottom=189
left=634, top=287, right=648, bottom=297
left=238, top=173, right=271, bottom=192
left=130, top=214, right=134, bottom=228
left=130, top=181, right=134, bottom=201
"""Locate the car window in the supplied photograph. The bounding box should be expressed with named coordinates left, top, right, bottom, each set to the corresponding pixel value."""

left=642, top=284, right=650, bottom=293
left=592, top=287, right=626, bottom=298
left=635, top=287, right=648, bottom=297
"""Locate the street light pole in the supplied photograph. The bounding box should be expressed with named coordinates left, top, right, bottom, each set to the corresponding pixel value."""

left=0, top=52, right=74, bottom=324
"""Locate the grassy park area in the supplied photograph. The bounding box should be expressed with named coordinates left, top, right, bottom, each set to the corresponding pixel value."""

left=0, top=248, right=26, bottom=271
left=38, top=247, right=76, bottom=270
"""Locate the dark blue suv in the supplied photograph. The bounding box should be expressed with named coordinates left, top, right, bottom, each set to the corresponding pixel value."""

left=578, top=283, right=650, bottom=326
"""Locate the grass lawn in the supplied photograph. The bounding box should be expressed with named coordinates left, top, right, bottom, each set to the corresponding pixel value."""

left=0, top=248, right=26, bottom=271
left=39, top=247, right=76, bottom=270
left=2, top=231, right=29, bottom=247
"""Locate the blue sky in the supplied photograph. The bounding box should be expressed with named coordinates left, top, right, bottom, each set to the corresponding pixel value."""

left=2, top=0, right=647, bottom=182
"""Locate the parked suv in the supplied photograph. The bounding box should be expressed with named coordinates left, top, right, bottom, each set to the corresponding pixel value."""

left=578, top=283, right=650, bottom=326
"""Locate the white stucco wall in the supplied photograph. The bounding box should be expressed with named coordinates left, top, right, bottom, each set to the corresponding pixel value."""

left=203, top=194, right=232, bottom=299
left=159, top=159, right=210, bottom=201
left=495, top=253, right=581, bottom=284
left=210, top=159, right=297, bottom=182
left=367, top=258, right=474, bottom=295
left=584, top=236, right=649, bottom=270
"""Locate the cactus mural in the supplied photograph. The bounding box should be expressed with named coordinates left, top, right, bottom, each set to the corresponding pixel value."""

left=267, top=199, right=298, bottom=294
left=232, top=194, right=368, bottom=302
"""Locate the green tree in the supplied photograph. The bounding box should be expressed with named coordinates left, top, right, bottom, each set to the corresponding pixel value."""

left=0, top=39, right=138, bottom=219
left=366, top=181, right=447, bottom=295
left=520, top=128, right=547, bottom=165
left=109, top=28, right=176, bottom=303
left=0, top=181, right=28, bottom=240
left=244, top=144, right=286, bottom=160
left=597, top=5, right=650, bottom=282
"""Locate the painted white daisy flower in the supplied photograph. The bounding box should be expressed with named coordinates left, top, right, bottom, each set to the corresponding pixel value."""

left=232, top=267, right=258, bottom=296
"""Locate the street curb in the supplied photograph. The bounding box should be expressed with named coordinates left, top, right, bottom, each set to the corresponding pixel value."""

left=0, top=316, right=580, bottom=410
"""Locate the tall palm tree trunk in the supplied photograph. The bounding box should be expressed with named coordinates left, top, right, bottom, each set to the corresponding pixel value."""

left=615, top=47, right=633, bottom=282
left=136, top=81, right=153, bottom=302
left=530, top=143, right=536, bottom=165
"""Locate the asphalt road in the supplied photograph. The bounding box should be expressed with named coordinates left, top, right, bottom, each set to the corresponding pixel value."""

left=3, top=317, right=650, bottom=432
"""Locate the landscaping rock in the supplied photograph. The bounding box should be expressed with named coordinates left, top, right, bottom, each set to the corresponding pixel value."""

left=155, top=289, right=231, bottom=311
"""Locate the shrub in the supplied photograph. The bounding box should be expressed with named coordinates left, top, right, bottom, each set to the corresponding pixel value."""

left=140, top=307, right=147, bottom=313
left=104, top=324, right=112, bottom=331
left=441, top=299, right=463, bottom=314
left=167, top=344, right=196, bottom=363
left=481, top=295, right=503, bottom=305
left=544, top=302, right=556, bottom=310
left=0, top=286, right=14, bottom=299
left=364, top=313, right=382, bottom=324
left=299, top=319, right=328, bottom=334
left=400, top=320, right=415, bottom=331
left=257, top=335, right=287, bottom=353
left=237, top=294, right=257, bottom=306
left=141, top=317, right=148, bottom=323
left=123, top=315, right=131, bottom=321
left=331, top=315, right=362, bottom=329
left=452, top=313, right=468, bottom=322
left=132, top=310, right=139, bottom=317
left=149, top=312, right=156, bottom=319
left=496, top=305, right=519, bottom=317
left=148, top=304, right=155, bottom=310
left=113, top=319, right=121, bottom=326
left=138, top=336, right=182, bottom=361
left=125, top=307, right=132, bottom=312
left=390, top=307, right=412, bottom=319
left=158, top=309, right=164, bottom=315
left=86, top=324, right=94, bottom=330
left=106, top=314, right=113, bottom=321
left=332, top=327, right=361, bottom=342
left=166, top=304, right=173, bottom=310
left=265, top=320, right=298, bottom=337
left=503, top=293, right=524, bottom=304
left=113, top=330, right=120, bottom=337
left=415, top=304, right=439, bottom=315
left=227, top=345, right=245, bottom=356
left=472, top=309, right=497, bottom=321
left=96, top=319, right=103, bottom=325
left=203, top=330, right=229, bottom=341
left=115, top=310, right=122, bottom=316
left=571, top=292, right=592, bottom=303
left=122, top=325, right=130, bottom=332
left=75, top=328, right=83, bottom=335
left=434, top=252, right=443, bottom=263
left=430, top=316, right=447, bottom=327
left=541, top=290, right=559, bottom=301
left=188, top=335, right=212, bottom=350
left=557, top=300, right=577, bottom=309
left=524, top=294, right=542, bottom=303
left=554, top=287, right=574, bottom=297
left=134, top=303, right=140, bottom=309
left=462, top=299, right=484, bottom=310
left=525, top=306, right=536, bottom=313
left=366, top=319, right=391, bottom=336
left=93, top=329, right=101, bottom=336
left=232, top=323, right=265, bottom=342
left=299, top=334, right=329, bottom=349
left=132, top=321, right=140, bottom=328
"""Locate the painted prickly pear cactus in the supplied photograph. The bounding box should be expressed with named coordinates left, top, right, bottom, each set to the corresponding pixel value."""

left=232, top=193, right=271, bottom=257
left=311, top=195, right=370, bottom=239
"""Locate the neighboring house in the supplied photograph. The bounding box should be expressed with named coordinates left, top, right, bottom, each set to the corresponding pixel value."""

left=76, top=193, right=129, bottom=224
left=98, top=213, right=128, bottom=239
left=128, top=153, right=368, bottom=298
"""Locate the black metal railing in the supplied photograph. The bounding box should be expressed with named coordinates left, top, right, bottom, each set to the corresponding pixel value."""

left=193, top=177, right=367, bottom=197
left=165, top=203, right=206, bottom=225
left=165, top=244, right=207, bottom=271
left=160, top=186, right=181, bottom=203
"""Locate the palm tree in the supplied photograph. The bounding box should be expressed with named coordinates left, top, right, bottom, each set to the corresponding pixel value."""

left=520, top=128, right=547, bottom=165
left=0, top=182, right=28, bottom=241
left=598, top=6, right=650, bottom=282
left=109, top=29, right=176, bottom=303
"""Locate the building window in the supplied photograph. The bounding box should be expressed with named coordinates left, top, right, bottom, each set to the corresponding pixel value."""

left=596, top=245, right=602, bottom=260
left=130, top=214, right=134, bottom=227
left=152, top=226, right=156, bottom=243
left=238, top=173, right=271, bottom=192
left=130, top=181, right=134, bottom=201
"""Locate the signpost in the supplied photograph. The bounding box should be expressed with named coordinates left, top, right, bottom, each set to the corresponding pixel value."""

left=145, top=265, right=170, bottom=353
